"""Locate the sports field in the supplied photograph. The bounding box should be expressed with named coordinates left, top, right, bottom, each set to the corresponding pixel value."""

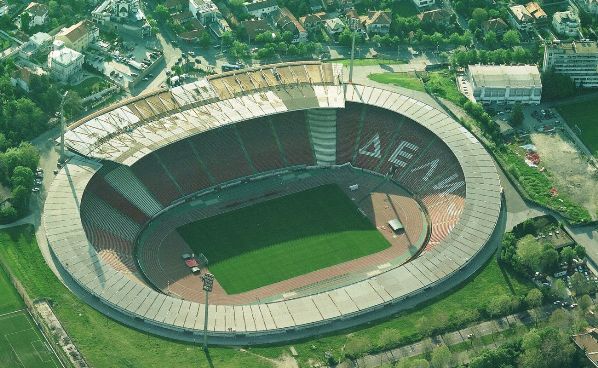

left=0, top=266, right=24, bottom=314
left=558, top=98, right=598, bottom=157
left=0, top=311, right=60, bottom=368
left=177, top=184, right=391, bottom=294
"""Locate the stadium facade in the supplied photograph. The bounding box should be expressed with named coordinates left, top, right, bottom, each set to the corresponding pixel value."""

left=43, top=61, right=503, bottom=345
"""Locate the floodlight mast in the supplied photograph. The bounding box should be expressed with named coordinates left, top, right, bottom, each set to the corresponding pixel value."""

left=59, top=91, right=69, bottom=163
left=202, top=272, right=214, bottom=351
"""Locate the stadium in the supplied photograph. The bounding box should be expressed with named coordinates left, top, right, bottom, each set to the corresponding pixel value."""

left=42, top=61, right=502, bottom=345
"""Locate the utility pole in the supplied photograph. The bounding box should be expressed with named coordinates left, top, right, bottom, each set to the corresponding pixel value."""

left=59, top=91, right=69, bottom=164
left=349, top=30, right=356, bottom=83
left=201, top=272, right=214, bottom=351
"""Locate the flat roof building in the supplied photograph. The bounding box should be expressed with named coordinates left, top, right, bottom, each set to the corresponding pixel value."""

left=461, top=65, right=542, bottom=105
left=543, top=41, right=598, bottom=87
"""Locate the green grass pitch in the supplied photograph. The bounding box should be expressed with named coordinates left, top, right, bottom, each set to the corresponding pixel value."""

left=558, top=99, right=598, bottom=157
left=0, top=266, right=24, bottom=315
left=177, top=184, right=391, bottom=294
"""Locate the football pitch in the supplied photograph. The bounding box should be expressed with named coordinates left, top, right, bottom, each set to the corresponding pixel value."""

left=177, top=184, right=391, bottom=294
left=558, top=99, right=598, bottom=157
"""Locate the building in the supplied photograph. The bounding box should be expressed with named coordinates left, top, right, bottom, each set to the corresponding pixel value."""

left=509, top=5, right=534, bottom=31
left=543, top=41, right=598, bottom=87
left=412, top=0, right=435, bottom=9
left=324, top=17, right=345, bottom=36
left=47, top=40, right=84, bottom=83
left=462, top=64, right=542, bottom=104
left=0, top=0, right=9, bottom=17
left=240, top=19, right=270, bottom=41
left=22, top=2, right=48, bottom=27
left=482, top=18, right=509, bottom=36
left=345, top=9, right=361, bottom=31
left=55, top=20, right=99, bottom=52
left=92, top=0, right=151, bottom=37
left=165, top=0, right=187, bottom=12
left=243, top=0, right=278, bottom=18
left=362, top=10, right=391, bottom=34
left=189, top=0, right=219, bottom=25
left=10, top=64, right=46, bottom=92
left=18, top=31, right=52, bottom=59
left=275, top=8, right=307, bottom=43
left=417, top=9, right=451, bottom=26
left=552, top=10, right=580, bottom=37
left=577, top=0, right=598, bottom=16
left=300, top=13, right=324, bottom=33
left=209, top=15, right=231, bottom=38
left=525, top=2, right=547, bottom=24
left=573, top=329, right=598, bottom=367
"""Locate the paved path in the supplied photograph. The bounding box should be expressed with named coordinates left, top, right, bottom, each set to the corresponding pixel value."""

left=341, top=305, right=556, bottom=368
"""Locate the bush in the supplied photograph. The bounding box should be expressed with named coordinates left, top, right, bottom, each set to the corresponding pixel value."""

left=344, top=335, right=373, bottom=359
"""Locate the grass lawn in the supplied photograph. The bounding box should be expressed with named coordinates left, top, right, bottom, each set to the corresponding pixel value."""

left=0, top=225, right=532, bottom=367
left=368, top=72, right=426, bottom=92
left=0, top=266, right=24, bottom=315
left=177, top=184, right=390, bottom=294
left=71, top=76, right=111, bottom=98
left=557, top=99, right=598, bottom=157
left=424, top=71, right=467, bottom=106
left=0, top=311, right=61, bottom=368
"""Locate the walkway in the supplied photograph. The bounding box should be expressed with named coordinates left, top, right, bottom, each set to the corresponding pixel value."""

left=343, top=305, right=556, bottom=368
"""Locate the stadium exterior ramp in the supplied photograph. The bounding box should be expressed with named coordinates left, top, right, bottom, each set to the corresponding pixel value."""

left=43, top=61, right=503, bottom=345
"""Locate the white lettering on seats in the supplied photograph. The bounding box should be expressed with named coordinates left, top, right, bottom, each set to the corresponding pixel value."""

left=358, top=134, right=382, bottom=158
left=432, top=174, right=465, bottom=195
left=410, top=158, right=439, bottom=182
left=388, top=141, right=419, bottom=167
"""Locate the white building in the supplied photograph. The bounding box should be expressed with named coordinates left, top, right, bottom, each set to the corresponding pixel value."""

left=47, top=40, right=84, bottom=83
left=543, top=41, right=598, bottom=87
left=189, top=0, right=219, bottom=25
left=243, top=0, right=278, bottom=18
left=552, top=10, right=580, bottom=37
left=462, top=65, right=542, bottom=105
left=22, top=2, right=48, bottom=27
left=55, top=20, right=99, bottom=52
left=508, top=4, right=534, bottom=31
left=0, top=0, right=9, bottom=17
left=412, top=0, right=435, bottom=9
left=18, top=32, right=52, bottom=59
left=324, top=18, right=345, bottom=36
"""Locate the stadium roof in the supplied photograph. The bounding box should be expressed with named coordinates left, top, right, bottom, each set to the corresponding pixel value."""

left=44, top=62, right=502, bottom=344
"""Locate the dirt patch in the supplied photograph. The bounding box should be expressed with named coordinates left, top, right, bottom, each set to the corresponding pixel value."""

left=531, top=132, right=598, bottom=219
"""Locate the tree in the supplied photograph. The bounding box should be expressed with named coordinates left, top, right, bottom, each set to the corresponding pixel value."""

left=487, top=294, right=518, bottom=317
left=199, top=32, right=211, bottom=48
left=516, top=235, right=543, bottom=272
left=541, top=72, right=576, bottom=100
left=221, top=31, right=235, bottom=48
left=154, top=4, right=169, bottom=22
left=502, top=30, right=520, bottom=48
left=10, top=166, right=34, bottom=191
left=510, top=103, right=524, bottom=127
left=560, top=247, right=576, bottom=265
left=574, top=244, right=586, bottom=259
left=518, top=327, right=576, bottom=368
left=10, top=185, right=30, bottom=213
left=472, top=8, right=488, bottom=23
left=551, top=279, right=568, bottom=300
left=431, top=345, right=454, bottom=368
left=579, top=294, right=593, bottom=312
left=570, top=272, right=595, bottom=296
left=525, top=288, right=543, bottom=309
left=63, top=91, right=83, bottom=120
left=539, top=245, right=559, bottom=274
left=20, top=12, right=31, bottom=33
left=483, top=31, right=498, bottom=49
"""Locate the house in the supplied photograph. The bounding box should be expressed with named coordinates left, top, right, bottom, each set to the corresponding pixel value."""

left=243, top=0, right=278, bottom=18
left=508, top=5, right=534, bottom=31
left=10, top=64, right=46, bottom=92
left=309, top=0, right=324, bottom=12
left=362, top=10, right=391, bottom=35
left=172, top=11, right=195, bottom=25
left=275, top=8, right=307, bottom=43
left=189, top=0, right=219, bottom=25
left=417, top=9, right=451, bottom=26
left=573, top=329, right=598, bottom=367
left=165, top=0, right=187, bottom=12
left=345, top=9, right=361, bottom=31
left=411, top=0, right=435, bottom=9
left=552, top=10, right=580, bottom=37
left=22, top=2, right=48, bottom=27
left=578, top=0, right=598, bottom=16
left=525, top=2, right=547, bottom=24
left=47, top=40, right=84, bottom=83
left=482, top=18, right=510, bottom=36
left=300, top=13, right=324, bottom=33
left=0, top=0, right=9, bottom=17
left=240, top=18, right=271, bottom=41
left=55, top=20, right=99, bottom=52
left=18, top=32, right=52, bottom=59
left=324, top=17, right=345, bottom=36
left=461, top=64, right=542, bottom=105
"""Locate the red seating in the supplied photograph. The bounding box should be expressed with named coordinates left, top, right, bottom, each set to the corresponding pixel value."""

left=87, top=176, right=149, bottom=225
left=156, top=141, right=212, bottom=196
left=236, top=117, right=285, bottom=172
left=336, top=102, right=363, bottom=164
left=271, top=111, right=315, bottom=166
left=190, top=126, right=254, bottom=183
left=131, top=154, right=182, bottom=206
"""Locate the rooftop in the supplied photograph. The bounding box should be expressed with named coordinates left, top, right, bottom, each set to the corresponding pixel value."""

left=547, top=41, right=598, bottom=54
left=56, top=20, right=97, bottom=44
left=468, top=64, right=542, bottom=88
left=49, top=40, right=83, bottom=65
left=25, top=1, right=48, bottom=17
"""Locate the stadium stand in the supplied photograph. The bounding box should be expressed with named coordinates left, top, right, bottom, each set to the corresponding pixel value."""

left=45, top=64, right=502, bottom=345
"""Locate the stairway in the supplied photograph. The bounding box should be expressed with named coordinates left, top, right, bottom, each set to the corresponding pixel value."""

left=307, top=108, right=337, bottom=166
